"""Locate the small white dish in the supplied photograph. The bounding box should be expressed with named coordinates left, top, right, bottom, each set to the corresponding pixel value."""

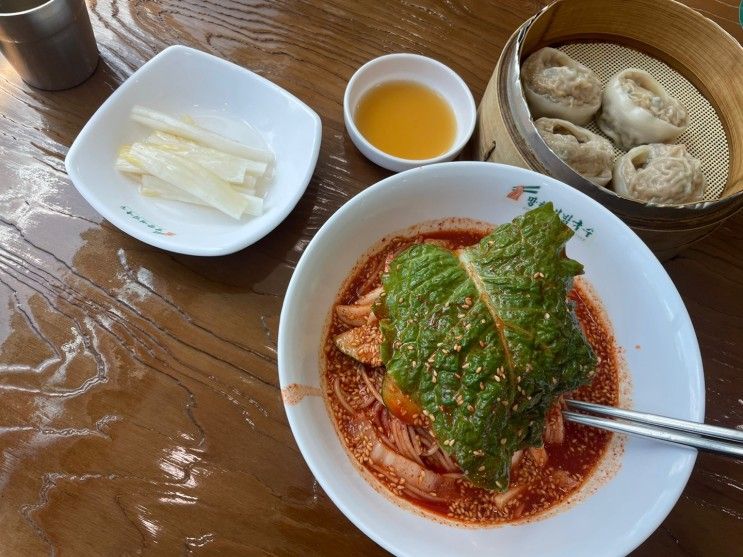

left=65, top=45, right=321, bottom=256
left=343, top=53, right=476, bottom=172
left=278, top=162, right=703, bottom=557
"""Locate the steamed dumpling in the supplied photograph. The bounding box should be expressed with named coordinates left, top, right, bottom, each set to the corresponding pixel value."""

left=521, top=47, right=602, bottom=125
left=613, top=144, right=705, bottom=204
left=598, top=69, right=688, bottom=150
left=534, top=117, right=614, bottom=186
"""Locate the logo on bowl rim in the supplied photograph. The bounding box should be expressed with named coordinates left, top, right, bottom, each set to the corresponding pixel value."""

left=507, top=185, right=595, bottom=240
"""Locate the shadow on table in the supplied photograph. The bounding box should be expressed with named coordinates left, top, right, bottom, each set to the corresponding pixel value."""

left=165, top=182, right=321, bottom=292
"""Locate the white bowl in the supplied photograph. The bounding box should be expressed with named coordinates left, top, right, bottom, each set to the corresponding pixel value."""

left=65, top=45, right=321, bottom=256
left=343, top=53, right=476, bottom=172
left=278, top=162, right=703, bottom=557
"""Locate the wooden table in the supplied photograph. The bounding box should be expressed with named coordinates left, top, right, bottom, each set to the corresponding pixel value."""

left=0, top=1, right=740, bottom=555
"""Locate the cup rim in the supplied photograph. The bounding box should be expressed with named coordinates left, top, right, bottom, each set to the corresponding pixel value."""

left=343, top=53, right=476, bottom=166
left=0, top=0, right=56, bottom=17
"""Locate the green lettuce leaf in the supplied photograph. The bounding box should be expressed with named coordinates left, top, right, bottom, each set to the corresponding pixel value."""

left=378, top=203, right=596, bottom=490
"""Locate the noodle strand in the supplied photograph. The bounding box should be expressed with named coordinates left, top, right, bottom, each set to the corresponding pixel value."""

left=333, top=377, right=355, bottom=415
left=359, top=364, right=384, bottom=404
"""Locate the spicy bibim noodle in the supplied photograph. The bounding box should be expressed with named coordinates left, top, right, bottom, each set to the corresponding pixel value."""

left=322, top=209, right=619, bottom=524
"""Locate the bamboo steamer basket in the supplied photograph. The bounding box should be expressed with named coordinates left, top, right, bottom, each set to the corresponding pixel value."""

left=475, top=0, right=743, bottom=260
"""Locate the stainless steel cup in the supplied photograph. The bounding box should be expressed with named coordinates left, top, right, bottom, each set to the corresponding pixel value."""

left=0, top=0, right=98, bottom=90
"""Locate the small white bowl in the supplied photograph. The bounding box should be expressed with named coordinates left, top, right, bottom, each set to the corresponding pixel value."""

left=343, top=53, right=476, bottom=172
left=278, top=162, right=703, bottom=557
left=65, top=45, right=321, bottom=256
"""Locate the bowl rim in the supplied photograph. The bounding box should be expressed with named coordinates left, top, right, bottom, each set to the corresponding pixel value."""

left=64, top=44, right=322, bottom=257
left=342, top=52, right=477, bottom=167
left=278, top=161, right=704, bottom=557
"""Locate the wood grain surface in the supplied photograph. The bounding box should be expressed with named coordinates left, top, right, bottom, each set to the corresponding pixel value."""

left=0, top=1, right=740, bottom=555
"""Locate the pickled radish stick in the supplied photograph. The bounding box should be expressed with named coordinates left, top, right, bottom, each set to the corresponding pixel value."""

left=130, top=105, right=274, bottom=163
left=123, top=143, right=250, bottom=219
left=140, top=175, right=263, bottom=215
left=145, top=131, right=268, bottom=180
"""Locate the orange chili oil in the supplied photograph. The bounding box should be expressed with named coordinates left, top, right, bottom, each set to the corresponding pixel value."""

left=322, top=226, right=620, bottom=524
